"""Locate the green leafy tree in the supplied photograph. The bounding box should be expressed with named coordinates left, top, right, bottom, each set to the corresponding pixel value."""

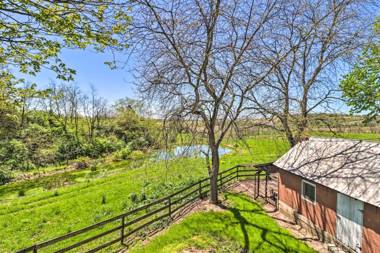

left=114, top=98, right=159, bottom=149
left=0, top=0, right=130, bottom=80
left=0, top=71, right=51, bottom=138
left=56, top=134, right=84, bottom=164
left=341, top=21, right=380, bottom=121
left=0, top=139, right=33, bottom=170
left=0, top=72, right=20, bottom=138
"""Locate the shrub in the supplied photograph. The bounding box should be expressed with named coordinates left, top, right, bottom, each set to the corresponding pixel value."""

left=0, top=139, right=34, bottom=170
left=18, top=190, right=25, bottom=197
left=0, top=167, right=12, bottom=185
left=113, top=145, right=132, bottom=161
left=56, top=136, right=84, bottom=163
left=33, top=148, right=56, bottom=167
left=129, top=193, right=138, bottom=203
left=129, top=150, right=145, bottom=160
left=84, top=136, right=124, bottom=158
left=140, top=192, right=147, bottom=202
left=90, top=165, right=97, bottom=172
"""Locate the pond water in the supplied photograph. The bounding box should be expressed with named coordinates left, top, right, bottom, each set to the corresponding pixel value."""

left=156, top=145, right=232, bottom=160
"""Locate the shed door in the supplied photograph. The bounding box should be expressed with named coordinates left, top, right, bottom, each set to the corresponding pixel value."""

left=336, top=193, right=364, bottom=252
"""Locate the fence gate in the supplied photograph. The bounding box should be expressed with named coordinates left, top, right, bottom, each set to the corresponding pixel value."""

left=252, top=165, right=279, bottom=208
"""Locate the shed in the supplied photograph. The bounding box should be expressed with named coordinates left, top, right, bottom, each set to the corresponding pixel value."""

left=274, top=137, right=380, bottom=253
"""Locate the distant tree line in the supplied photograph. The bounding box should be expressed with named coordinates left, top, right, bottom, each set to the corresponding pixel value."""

left=0, top=80, right=159, bottom=184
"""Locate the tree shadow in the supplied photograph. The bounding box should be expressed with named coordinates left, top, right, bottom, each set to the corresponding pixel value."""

left=222, top=203, right=313, bottom=253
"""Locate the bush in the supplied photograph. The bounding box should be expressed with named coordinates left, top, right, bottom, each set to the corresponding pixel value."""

left=129, top=193, right=138, bottom=203
left=56, top=135, right=84, bottom=163
left=22, top=123, right=54, bottom=166
left=129, top=150, right=145, bottom=160
left=84, top=136, right=124, bottom=158
left=90, top=164, right=97, bottom=172
left=0, top=139, right=34, bottom=170
left=140, top=192, right=147, bottom=202
left=113, top=145, right=132, bottom=161
left=18, top=190, right=25, bottom=197
left=0, top=167, right=12, bottom=185
left=33, top=148, right=57, bottom=167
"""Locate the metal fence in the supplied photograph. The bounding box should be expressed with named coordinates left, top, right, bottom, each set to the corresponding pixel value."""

left=17, top=163, right=273, bottom=253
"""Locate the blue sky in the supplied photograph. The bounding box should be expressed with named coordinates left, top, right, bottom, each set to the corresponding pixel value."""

left=17, top=48, right=137, bottom=102
left=14, top=47, right=351, bottom=114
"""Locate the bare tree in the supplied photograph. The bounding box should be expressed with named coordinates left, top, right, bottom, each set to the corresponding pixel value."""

left=82, top=85, right=108, bottom=140
left=129, top=0, right=289, bottom=203
left=249, top=0, right=375, bottom=146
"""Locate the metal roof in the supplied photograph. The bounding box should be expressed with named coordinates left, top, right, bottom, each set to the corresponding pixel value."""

left=274, top=137, right=380, bottom=208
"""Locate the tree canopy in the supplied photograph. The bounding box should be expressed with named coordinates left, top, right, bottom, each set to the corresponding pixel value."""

left=341, top=20, right=380, bottom=122
left=0, top=0, right=130, bottom=80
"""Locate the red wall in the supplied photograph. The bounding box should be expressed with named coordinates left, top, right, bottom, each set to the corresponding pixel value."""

left=278, top=169, right=337, bottom=236
left=278, top=169, right=380, bottom=253
left=362, top=203, right=380, bottom=253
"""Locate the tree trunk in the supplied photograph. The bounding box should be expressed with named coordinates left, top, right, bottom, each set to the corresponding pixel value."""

left=280, top=116, right=296, bottom=147
left=209, top=141, right=220, bottom=204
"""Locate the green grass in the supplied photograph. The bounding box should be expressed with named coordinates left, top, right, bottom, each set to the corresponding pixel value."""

left=1, top=131, right=367, bottom=252
left=0, top=136, right=289, bottom=252
left=311, top=131, right=380, bottom=141
left=129, top=193, right=316, bottom=253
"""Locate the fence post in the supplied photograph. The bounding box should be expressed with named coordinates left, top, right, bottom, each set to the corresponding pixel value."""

left=265, top=171, right=268, bottom=203
left=120, top=216, right=125, bottom=244
left=219, top=173, right=222, bottom=191
left=168, top=197, right=172, bottom=220
left=257, top=171, right=261, bottom=199
left=198, top=181, right=202, bottom=199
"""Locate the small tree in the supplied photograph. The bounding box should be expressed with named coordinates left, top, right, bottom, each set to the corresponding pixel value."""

left=341, top=20, right=380, bottom=122
left=130, top=0, right=288, bottom=203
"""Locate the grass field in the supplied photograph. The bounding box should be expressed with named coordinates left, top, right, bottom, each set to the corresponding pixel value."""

left=129, top=193, right=316, bottom=253
left=0, top=136, right=289, bottom=252
left=310, top=131, right=380, bottom=141
left=1, top=132, right=377, bottom=252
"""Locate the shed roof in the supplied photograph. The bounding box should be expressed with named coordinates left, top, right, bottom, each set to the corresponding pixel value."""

left=274, top=137, right=380, bottom=208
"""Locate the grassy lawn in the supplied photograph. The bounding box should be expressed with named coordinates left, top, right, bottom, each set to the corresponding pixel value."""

left=130, top=193, right=316, bottom=253
left=0, top=136, right=288, bottom=252
left=310, top=131, right=380, bottom=141
left=1, top=132, right=371, bottom=252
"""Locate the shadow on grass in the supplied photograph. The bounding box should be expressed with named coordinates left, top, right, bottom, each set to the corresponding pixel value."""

left=218, top=195, right=315, bottom=253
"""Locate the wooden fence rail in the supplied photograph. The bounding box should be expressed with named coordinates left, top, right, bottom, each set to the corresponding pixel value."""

left=17, top=163, right=273, bottom=253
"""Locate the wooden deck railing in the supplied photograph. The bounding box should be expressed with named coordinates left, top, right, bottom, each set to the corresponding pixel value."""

left=17, top=163, right=273, bottom=253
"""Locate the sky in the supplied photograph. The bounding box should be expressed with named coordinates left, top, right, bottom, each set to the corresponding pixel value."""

left=16, top=48, right=137, bottom=103
left=13, top=46, right=352, bottom=114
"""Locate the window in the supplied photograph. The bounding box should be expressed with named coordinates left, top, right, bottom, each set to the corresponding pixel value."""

left=302, top=180, right=316, bottom=203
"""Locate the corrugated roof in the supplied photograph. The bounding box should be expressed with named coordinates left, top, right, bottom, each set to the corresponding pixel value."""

left=274, top=137, right=380, bottom=208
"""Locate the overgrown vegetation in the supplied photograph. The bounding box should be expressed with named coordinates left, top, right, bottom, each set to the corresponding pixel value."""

left=0, top=83, right=160, bottom=183
left=0, top=136, right=288, bottom=252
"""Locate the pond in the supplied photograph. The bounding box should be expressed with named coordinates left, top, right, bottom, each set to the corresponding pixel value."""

left=156, top=145, right=232, bottom=160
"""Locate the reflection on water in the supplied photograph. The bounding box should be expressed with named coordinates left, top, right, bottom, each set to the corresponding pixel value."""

left=156, top=145, right=231, bottom=160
